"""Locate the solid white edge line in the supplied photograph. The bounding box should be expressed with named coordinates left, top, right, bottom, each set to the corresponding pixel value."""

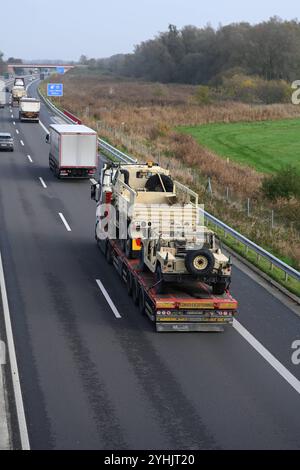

left=96, top=280, right=122, bottom=319
left=27, top=155, right=33, bottom=163
left=39, top=120, right=49, bottom=134
left=58, top=213, right=71, bottom=232
left=20, top=140, right=24, bottom=147
left=233, top=319, right=300, bottom=395
left=0, top=252, right=30, bottom=449
left=38, top=177, right=47, bottom=189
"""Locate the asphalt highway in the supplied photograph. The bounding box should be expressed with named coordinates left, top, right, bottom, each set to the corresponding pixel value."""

left=0, top=79, right=299, bottom=449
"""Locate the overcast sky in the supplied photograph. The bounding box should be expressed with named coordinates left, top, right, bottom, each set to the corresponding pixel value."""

left=1, top=0, right=299, bottom=61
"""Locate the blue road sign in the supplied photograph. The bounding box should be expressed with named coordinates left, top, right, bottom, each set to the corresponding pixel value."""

left=47, top=83, right=63, bottom=97
left=56, top=66, right=65, bottom=74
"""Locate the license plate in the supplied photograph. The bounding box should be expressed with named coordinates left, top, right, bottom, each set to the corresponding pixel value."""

left=179, top=302, right=214, bottom=309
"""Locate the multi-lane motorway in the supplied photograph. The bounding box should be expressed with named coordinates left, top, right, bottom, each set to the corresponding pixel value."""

left=0, top=79, right=299, bottom=450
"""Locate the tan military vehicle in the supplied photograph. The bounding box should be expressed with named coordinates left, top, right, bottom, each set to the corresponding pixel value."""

left=94, top=161, right=232, bottom=294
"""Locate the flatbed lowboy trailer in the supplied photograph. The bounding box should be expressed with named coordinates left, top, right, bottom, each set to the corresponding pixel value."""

left=99, top=238, right=238, bottom=332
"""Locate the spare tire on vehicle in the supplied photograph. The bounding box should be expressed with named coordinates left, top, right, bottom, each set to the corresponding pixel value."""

left=145, top=174, right=173, bottom=192
left=184, top=249, right=215, bottom=277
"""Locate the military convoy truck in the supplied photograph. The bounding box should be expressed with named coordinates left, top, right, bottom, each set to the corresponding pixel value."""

left=91, top=161, right=237, bottom=332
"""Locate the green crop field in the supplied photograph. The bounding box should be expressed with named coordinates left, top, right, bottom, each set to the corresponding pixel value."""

left=178, top=119, right=300, bottom=173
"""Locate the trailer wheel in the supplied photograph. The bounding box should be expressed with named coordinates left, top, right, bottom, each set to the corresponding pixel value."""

left=154, top=264, right=164, bottom=294
left=126, top=270, right=133, bottom=296
left=138, top=289, right=145, bottom=315
left=120, top=238, right=126, bottom=253
left=125, top=238, right=133, bottom=259
left=185, top=249, right=214, bottom=277
left=132, top=278, right=140, bottom=305
left=105, top=242, right=113, bottom=265
left=139, top=245, right=146, bottom=272
left=54, top=166, right=60, bottom=179
left=212, top=282, right=227, bottom=295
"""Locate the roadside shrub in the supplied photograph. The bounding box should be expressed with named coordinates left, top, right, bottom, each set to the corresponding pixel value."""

left=256, top=80, right=291, bottom=104
left=261, top=165, right=300, bottom=200
left=221, top=74, right=290, bottom=104
left=194, top=85, right=212, bottom=105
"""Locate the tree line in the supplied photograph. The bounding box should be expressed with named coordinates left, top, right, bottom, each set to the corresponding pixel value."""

left=80, top=17, right=300, bottom=85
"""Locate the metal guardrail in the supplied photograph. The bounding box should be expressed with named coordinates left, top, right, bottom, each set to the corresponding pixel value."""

left=38, top=86, right=300, bottom=285
left=38, top=89, right=136, bottom=163
left=98, top=138, right=136, bottom=163
left=202, top=209, right=300, bottom=283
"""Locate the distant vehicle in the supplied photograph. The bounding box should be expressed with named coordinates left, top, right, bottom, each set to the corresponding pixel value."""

left=14, top=77, right=25, bottom=87
left=19, top=98, right=40, bottom=122
left=12, top=86, right=27, bottom=106
left=46, top=124, right=98, bottom=178
left=0, top=133, right=14, bottom=151
left=0, top=83, right=5, bottom=108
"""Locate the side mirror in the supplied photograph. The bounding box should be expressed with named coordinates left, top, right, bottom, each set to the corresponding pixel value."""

left=45, top=134, right=50, bottom=143
left=90, top=181, right=100, bottom=201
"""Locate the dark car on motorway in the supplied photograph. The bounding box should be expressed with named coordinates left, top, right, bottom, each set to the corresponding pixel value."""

left=0, top=133, right=14, bottom=151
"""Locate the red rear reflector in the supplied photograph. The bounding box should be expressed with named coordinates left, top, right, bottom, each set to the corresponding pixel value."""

left=135, top=238, right=141, bottom=247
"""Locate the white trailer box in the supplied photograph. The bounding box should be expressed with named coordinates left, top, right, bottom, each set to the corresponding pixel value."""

left=14, top=77, right=25, bottom=87
left=0, top=78, right=5, bottom=108
left=19, top=98, right=40, bottom=122
left=12, top=86, right=26, bottom=105
left=48, top=124, right=98, bottom=178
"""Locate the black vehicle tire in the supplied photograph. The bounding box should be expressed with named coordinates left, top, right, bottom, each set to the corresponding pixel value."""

left=54, top=166, right=60, bottom=179
left=126, top=270, right=133, bottom=296
left=185, top=249, right=215, bottom=277
left=145, top=174, right=173, bottom=193
left=120, top=238, right=127, bottom=253
left=138, top=289, right=145, bottom=315
left=125, top=238, right=133, bottom=259
left=212, top=282, right=227, bottom=296
left=139, top=245, right=146, bottom=272
left=132, top=278, right=140, bottom=305
left=154, top=264, right=164, bottom=294
left=105, top=242, right=113, bottom=265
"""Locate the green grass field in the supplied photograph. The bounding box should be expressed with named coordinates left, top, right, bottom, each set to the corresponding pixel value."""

left=179, top=119, right=300, bottom=173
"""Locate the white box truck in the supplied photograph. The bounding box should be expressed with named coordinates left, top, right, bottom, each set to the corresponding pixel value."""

left=19, top=98, right=40, bottom=122
left=0, top=79, right=5, bottom=108
left=47, top=124, right=98, bottom=178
